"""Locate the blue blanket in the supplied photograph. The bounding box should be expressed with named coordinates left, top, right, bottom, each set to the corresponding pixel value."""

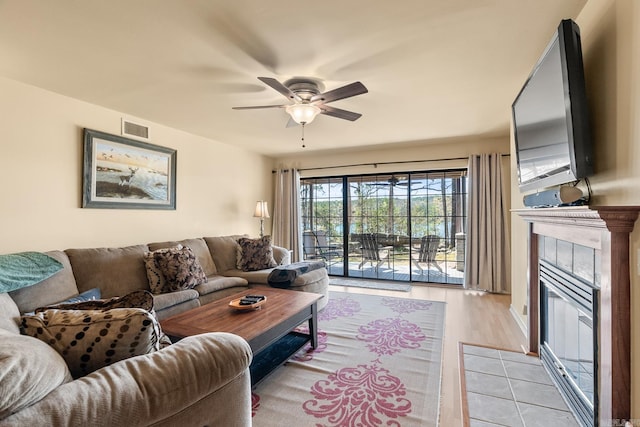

left=267, top=261, right=326, bottom=289
left=0, top=252, right=63, bottom=293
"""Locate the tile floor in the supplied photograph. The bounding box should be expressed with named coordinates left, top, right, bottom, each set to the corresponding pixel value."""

left=461, top=343, right=580, bottom=427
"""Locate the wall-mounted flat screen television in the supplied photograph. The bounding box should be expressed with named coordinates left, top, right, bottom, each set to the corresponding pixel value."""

left=512, top=19, right=593, bottom=193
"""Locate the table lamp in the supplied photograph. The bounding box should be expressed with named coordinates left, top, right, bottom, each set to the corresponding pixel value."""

left=253, top=201, right=270, bottom=237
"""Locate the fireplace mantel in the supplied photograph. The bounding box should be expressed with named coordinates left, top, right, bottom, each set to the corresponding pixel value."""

left=515, top=205, right=640, bottom=426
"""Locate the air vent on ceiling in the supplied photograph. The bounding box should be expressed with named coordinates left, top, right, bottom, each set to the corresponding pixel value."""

left=121, top=119, right=150, bottom=140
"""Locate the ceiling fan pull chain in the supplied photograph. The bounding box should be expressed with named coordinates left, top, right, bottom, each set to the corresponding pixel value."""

left=301, top=123, right=306, bottom=148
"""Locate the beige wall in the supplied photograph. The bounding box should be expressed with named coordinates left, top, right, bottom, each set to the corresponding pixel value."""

left=0, top=76, right=274, bottom=253
left=278, top=135, right=510, bottom=178
left=509, top=0, right=640, bottom=414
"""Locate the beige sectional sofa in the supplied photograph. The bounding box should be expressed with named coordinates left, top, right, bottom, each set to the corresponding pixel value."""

left=0, top=235, right=329, bottom=426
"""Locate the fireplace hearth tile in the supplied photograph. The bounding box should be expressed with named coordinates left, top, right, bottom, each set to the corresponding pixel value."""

left=461, top=343, right=580, bottom=427
left=469, top=420, right=506, bottom=427
left=463, top=345, right=500, bottom=358
left=466, top=392, right=524, bottom=426
left=510, top=378, right=568, bottom=411
left=503, top=360, right=554, bottom=385
left=498, top=350, right=541, bottom=365
left=518, top=402, right=580, bottom=427
left=464, top=354, right=506, bottom=376
left=464, top=371, right=512, bottom=399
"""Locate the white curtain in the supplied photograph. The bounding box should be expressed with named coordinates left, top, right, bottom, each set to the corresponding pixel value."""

left=272, top=168, right=303, bottom=262
left=464, top=153, right=510, bottom=293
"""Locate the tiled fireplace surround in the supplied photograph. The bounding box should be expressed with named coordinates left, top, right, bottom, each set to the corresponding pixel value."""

left=516, top=206, right=640, bottom=426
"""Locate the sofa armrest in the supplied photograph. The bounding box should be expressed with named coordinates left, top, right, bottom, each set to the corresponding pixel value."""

left=272, top=245, right=291, bottom=265
left=0, top=333, right=253, bottom=427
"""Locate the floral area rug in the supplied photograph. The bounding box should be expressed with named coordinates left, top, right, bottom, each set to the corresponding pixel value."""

left=251, top=291, right=446, bottom=427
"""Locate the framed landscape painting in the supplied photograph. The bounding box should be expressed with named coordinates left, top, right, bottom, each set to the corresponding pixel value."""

left=82, top=129, right=176, bottom=209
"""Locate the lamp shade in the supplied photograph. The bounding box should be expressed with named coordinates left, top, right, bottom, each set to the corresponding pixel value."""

left=286, top=104, right=321, bottom=124
left=253, top=201, right=270, bottom=218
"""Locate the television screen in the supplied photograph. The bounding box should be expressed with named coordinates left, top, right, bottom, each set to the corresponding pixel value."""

left=512, top=19, right=593, bottom=192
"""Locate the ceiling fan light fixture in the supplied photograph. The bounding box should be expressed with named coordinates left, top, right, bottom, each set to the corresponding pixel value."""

left=286, top=104, right=321, bottom=124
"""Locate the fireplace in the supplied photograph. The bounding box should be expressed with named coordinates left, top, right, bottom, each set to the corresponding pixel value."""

left=540, top=258, right=598, bottom=426
left=516, top=206, right=640, bottom=427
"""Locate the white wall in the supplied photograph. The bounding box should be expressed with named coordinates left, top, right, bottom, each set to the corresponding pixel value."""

left=0, top=76, right=274, bottom=253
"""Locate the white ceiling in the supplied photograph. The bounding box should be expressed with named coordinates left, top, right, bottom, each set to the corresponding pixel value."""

left=0, top=0, right=587, bottom=155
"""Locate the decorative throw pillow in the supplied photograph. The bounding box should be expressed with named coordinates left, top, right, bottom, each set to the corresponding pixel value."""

left=237, top=236, right=277, bottom=272
left=35, top=289, right=153, bottom=313
left=21, top=307, right=162, bottom=379
left=152, top=246, right=207, bottom=292
left=143, top=244, right=183, bottom=294
left=55, top=288, right=102, bottom=305
left=26, top=290, right=171, bottom=378
left=33, top=290, right=170, bottom=347
left=0, top=329, right=72, bottom=419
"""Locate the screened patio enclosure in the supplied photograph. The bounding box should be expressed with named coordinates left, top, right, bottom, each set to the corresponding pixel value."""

left=300, top=171, right=467, bottom=285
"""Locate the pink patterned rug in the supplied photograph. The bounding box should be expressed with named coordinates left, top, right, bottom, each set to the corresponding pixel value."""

left=251, top=291, right=445, bottom=427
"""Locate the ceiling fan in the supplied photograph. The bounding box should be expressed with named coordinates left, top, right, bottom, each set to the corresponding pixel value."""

left=232, top=77, right=368, bottom=126
left=368, top=175, right=430, bottom=191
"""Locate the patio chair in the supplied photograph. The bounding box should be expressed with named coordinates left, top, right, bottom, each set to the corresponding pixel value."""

left=302, top=230, right=342, bottom=264
left=357, top=233, right=392, bottom=270
left=411, top=235, right=443, bottom=273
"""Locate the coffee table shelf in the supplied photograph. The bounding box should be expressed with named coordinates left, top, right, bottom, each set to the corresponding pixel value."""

left=249, top=331, right=310, bottom=386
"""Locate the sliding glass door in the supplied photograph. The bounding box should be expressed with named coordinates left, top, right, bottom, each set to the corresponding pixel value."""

left=300, top=177, right=344, bottom=273
left=347, top=174, right=409, bottom=281
left=300, top=170, right=466, bottom=285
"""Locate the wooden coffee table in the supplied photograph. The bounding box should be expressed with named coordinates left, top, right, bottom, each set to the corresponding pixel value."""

left=160, top=287, right=323, bottom=386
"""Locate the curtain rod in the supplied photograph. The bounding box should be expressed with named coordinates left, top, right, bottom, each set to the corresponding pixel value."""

left=276, top=153, right=510, bottom=173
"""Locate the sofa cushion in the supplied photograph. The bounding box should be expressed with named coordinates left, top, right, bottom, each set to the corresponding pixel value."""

left=0, top=293, right=20, bottom=335
left=223, top=268, right=274, bottom=285
left=22, top=307, right=163, bottom=379
left=152, top=246, right=207, bottom=292
left=194, top=275, right=248, bottom=296
left=0, top=328, right=72, bottom=420
left=204, top=235, right=248, bottom=273
left=9, top=250, right=79, bottom=314
left=236, top=236, right=277, bottom=272
left=143, top=244, right=183, bottom=294
left=148, top=238, right=217, bottom=276
left=65, top=245, right=150, bottom=298
left=272, top=245, right=291, bottom=265
left=152, top=289, right=199, bottom=312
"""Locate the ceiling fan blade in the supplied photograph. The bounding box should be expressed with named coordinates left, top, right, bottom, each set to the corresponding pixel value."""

left=319, top=105, right=362, bottom=121
left=232, top=105, right=287, bottom=110
left=258, top=77, right=302, bottom=102
left=311, top=81, right=368, bottom=104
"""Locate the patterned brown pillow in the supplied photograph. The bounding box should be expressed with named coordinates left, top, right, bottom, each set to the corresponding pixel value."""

left=22, top=307, right=162, bottom=378
left=27, top=291, right=171, bottom=378
left=152, top=246, right=207, bottom=292
left=35, top=289, right=154, bottom=313
left=143, top=245, right=183, bottom=294
left=237, top=236, right=277, bottom=272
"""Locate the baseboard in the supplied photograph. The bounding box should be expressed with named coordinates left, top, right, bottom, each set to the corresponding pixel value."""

left=509, top=304, right=528, bottom=338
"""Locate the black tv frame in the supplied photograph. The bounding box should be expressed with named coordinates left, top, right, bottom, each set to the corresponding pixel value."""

left=512, top=19, right=593, bottom=193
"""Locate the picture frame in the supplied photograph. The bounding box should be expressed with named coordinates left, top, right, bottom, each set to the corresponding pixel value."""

left=82, top=128, right=176, bottom=210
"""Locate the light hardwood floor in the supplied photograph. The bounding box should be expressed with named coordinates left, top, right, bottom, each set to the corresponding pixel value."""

left=328, top=283, right=528, bottom=427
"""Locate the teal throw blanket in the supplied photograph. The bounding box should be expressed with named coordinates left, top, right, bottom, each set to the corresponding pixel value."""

left=0, top=252, right=63, bottom=293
